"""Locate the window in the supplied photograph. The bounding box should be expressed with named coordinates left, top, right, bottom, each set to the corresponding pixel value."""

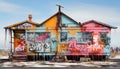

left=100, top=32, right=109, bottom=45
left=68, top=37, right=76, bottom=41
left=60, top=32, right=67, bottom=43
left=77, top=32, right=92, bottom=43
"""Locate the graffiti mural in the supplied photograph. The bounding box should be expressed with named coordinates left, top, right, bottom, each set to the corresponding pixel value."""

left=4, top=8, right=117, bottom=62
left=27, top=32, right=51, bottom=52
left=25, top=18, right=114, bottom=56
left=67, top=39, right=89, bottom=55
left=35, top=32, right=51, bottom=52
left=14, top=33, right=25, bottom=51
left=27, top=32, right=35, bottom=51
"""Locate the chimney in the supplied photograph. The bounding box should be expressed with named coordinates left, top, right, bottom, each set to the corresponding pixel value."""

left=28, top=14, right=32, bottom=21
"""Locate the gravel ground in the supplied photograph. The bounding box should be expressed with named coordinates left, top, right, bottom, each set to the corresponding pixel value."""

left=0, top=59, right=120, bottom=69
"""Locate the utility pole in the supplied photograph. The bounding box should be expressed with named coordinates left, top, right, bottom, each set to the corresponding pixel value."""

left=56, top=4, right=64, bottom=12
left=56, top=4, right=64, bottom=62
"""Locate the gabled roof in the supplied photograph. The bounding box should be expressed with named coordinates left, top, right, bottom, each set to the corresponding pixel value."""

left=82, top=20, right=117, bottom=29
left=39, top=11, right=79, bottom=26
left=4, top=20, right=39, bottom=29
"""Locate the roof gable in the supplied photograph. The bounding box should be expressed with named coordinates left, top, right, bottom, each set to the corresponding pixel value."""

left=82, top=20, right=117, bottom=29
left=39, top=11, right=80, bottom=27
left=61, top=13, right=79, bottom=27
left=4, top=20, right=39, bottom=29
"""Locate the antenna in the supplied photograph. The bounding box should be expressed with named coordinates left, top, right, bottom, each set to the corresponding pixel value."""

left=56, top=4, right=64, bottom=12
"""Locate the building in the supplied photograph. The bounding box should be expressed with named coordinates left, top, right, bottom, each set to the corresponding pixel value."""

left=4, top=6, right=117, bottom=61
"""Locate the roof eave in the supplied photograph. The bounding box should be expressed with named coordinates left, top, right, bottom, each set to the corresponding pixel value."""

left=4, top=20, right=39, bottom=29
left=111, top=27, right=117, bottom=29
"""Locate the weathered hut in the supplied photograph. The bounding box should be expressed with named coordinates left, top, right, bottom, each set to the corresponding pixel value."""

left=4, top=6, right=117, bottom=61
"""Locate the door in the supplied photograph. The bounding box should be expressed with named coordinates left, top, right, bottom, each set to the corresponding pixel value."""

left=14, top=30, right=25, bottom=52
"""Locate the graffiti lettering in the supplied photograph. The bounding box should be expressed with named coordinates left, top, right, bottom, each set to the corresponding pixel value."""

left=29, top=42, right=51, bottom=52
left=68, top=39, right=104, bottom=55
left=27, top=32, right=51, bottom=52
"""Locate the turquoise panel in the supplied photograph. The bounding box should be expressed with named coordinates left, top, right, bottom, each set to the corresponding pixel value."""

left=61, top=15, right=79, bottom=27
left=104, top=45, right=110, bottom=56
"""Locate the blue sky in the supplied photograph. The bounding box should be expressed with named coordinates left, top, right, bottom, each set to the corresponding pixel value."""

left=0, top=0, right=120, bottom=49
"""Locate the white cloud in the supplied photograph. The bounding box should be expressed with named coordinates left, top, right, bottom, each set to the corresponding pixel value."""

left=0, top=1, right=21, bottom=13
left=0, top=1, right=38, bottom=15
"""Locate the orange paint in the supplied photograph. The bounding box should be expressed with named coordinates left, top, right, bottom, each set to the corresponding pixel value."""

left=57, top=44, right=67, bottom=52
left=30, top=26, right=37, bottom=32
left=14, top=31, right=25, bottom=51
left=44, top=16, right=59, bottom=40
left=67, top=27, right=81, bottom=36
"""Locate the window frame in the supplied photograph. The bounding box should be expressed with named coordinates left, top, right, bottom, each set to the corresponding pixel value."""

left=59, top=32, right=68, bottom=43
left=100, top=32, right=109, bottom=45
left=77, top=32, right=93, bottom=44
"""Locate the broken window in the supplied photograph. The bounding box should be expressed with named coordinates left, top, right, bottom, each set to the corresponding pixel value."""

left=100, top=32, right=109, bottom=45
left=60, top=32, right=67, bottom=43
left=77, top=32, right=92, bottom=44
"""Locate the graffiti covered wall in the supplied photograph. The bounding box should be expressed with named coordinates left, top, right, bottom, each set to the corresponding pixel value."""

left=27, top=32, right=51, bottom=52
left=25, top=13, right=113, bottom=56
left=81, top=21, right=111, bottom=55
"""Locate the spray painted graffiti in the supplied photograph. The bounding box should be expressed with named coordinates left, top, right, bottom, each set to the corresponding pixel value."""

left=16, top=23, right=32, bottom=29
left=29, top=42, right=51, bottom=52
left=67, top=38, right=105, bottom=55
left=15, top=33, right=25, bottom=51
left=67, top=39, right=89, bottom=55
left=27, top=32, right=51, bottom=52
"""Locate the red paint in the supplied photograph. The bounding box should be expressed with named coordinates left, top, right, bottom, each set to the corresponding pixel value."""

left=36, top=33, right=49, bottom=42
